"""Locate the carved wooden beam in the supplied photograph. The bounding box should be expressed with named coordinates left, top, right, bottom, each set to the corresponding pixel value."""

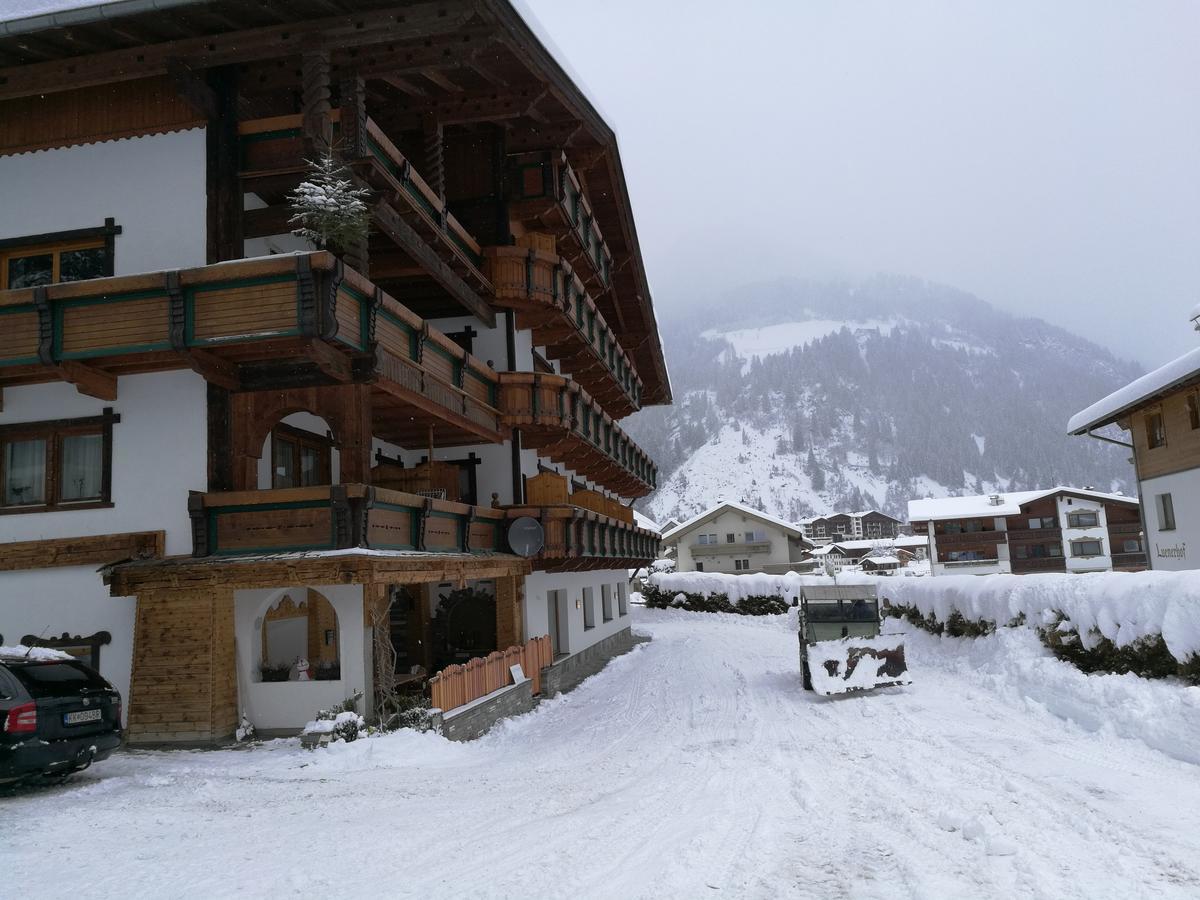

left=306, top=340, right=353, bottom=383
left=54, top=360, right=117, bottom=401
left=180, top=349, right=241, bottom=391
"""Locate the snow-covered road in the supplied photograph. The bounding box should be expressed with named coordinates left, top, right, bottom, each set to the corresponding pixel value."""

left=4, top=608, right=1200, bottom=899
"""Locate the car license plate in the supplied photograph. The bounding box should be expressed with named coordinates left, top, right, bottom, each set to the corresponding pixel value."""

left=64, top=708, right=103, bottom=725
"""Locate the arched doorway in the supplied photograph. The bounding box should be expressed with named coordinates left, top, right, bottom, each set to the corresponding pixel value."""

left=260, top=589, right=341, bottom=681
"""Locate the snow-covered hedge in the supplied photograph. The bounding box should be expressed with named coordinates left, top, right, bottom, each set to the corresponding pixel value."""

left=644, top=571, right=844, bottom=616
left=879, top=572, right=1200, bottom=680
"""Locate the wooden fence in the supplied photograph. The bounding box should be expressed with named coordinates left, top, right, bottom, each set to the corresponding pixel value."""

left=429, top=634, right=554, bottom=713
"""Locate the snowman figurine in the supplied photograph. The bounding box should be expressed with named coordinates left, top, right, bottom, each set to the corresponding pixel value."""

left=295, top=657, right=311, bottom=682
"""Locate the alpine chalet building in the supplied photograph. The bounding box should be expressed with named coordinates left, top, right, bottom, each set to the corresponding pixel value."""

left=908, top=488, right=1145, bottom=576
left=0, top=0, right=669, bottom=742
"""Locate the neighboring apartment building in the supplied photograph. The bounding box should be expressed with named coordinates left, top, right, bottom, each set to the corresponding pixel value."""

left=0, top=1, right=668, bottom=742
left=908, top=489, right=1146, bottom=576
left=801, top=510, right=904, bottom=544
left=1069, top=333, right=1200, bottom=571
left=661, top=501, right=813, bottom=574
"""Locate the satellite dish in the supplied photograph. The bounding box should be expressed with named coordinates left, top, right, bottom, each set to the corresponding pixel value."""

left=507, top=516, right=545, bottom=558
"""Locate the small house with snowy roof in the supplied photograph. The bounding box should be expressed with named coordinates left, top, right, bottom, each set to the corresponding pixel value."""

left=660, top=500, right=813, bottom=575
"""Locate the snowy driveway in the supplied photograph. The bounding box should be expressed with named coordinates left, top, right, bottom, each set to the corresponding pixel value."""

left=4, top=608, right=1200, bottom=899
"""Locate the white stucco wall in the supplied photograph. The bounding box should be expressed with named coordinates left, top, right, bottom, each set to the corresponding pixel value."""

left=0, top=371, right=208, bottom=711
left=1140, top=469, right=1200, bottom=571
left=1057, top=496, right=1112, bottom=573
left=669, top=510, right=794, bottom=574
left=234, top=584, right=366, bottom=732
left=0, top=370, right=207, bottom=551
left=523, top=568, right=632, bottom=656
left=0, top=130, right=207, bottom=274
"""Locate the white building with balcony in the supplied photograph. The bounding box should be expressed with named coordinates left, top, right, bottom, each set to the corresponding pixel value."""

left=660, top=501, right=813, bottom=575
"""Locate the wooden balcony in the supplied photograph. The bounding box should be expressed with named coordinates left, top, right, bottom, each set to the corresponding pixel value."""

left=190, top=484, right=508, bottom=558
left=934, top=530, right=1007, bottom=547
left=498, top=372, right=656, bottom=498
left=1107, top=523, right=1143, bottom=535
left=1006, top=527, right=1063, bottom=543
left=1112, top=552, right=1148, bottom=570
left=484, top=246, right=642, bottom=417
left=501, top=504, right=659, bottom=573
left=1010, top=556, right=1067, bottom=573
left=692, top=541, right=774, bottom=556
left=506, top=151, right=614, bottom=294
left=239, top=114, right=492, bottom=322
left=0, top=252, right=503, bottom=449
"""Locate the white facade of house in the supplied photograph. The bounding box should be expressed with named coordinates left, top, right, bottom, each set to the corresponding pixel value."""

left=663, top=502, right=808, bottom=575
left=1140, top=469, right=1200, bottom=571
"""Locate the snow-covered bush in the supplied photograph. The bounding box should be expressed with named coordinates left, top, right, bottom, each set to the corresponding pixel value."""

left=302, top=692, right=366, bottom=747
left=644, top=571, right=819, bottom=616
left=880, top=572, right=1200, bottom=683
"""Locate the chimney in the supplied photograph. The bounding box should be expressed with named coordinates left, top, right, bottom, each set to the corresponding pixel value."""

left=988, top=494, right=1003, bottom=506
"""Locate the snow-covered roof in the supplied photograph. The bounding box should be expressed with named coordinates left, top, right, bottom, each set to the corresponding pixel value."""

left=809, top=545, right=845, bottom=556
left=908, top=487, right=1136, bottom=522
left=833, top=536, right=928, bottom=551
left=633, top=510, right=662, bottom=533
left=1068, top=346, right=1200, bottom=434
left=863, top=556, right=900, bottom=566
left=660, top=500, right=803, bottom=542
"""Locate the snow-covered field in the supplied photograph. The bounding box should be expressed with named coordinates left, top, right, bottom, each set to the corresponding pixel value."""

left=5, top=608, right=1200, bottom=899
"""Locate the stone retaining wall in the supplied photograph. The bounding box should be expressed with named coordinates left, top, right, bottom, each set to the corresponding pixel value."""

left=541, top=626, right=637, bottom=697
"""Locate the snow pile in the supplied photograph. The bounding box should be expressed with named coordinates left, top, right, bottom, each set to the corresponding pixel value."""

left=0, top=644, right=72, bottom=661
left=648, top=570, right=872, bottom=606
left=902, top=624, right=1200, bottom=766
left=880, top=571, right=1200, bottom=663
left=807, top=635, right=910, bottom=695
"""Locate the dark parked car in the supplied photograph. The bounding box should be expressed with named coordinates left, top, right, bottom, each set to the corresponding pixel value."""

left=1, top=650, right=123, bottom=785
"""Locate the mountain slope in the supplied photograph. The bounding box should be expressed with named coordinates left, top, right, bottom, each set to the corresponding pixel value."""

left=625, top=275, right=1142, bottom=524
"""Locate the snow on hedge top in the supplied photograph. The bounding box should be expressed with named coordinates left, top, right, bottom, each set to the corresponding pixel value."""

left=879, top=570, right=1200, bottom=664
left=908, top=487, right=1133, bottom=522
left=648, top=570, right=871, bottom=605
left=0, top=644, right=73, bottom=661
left=660, top=499, right=803, bottom=542
left=1068, top=345, right=1200, bottom=435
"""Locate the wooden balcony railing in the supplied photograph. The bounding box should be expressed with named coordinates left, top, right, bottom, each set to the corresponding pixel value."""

left=1010, top=556, right=1067, bottom=573
left=238, top=114, right=490, bottom=295
left=0, top=252, right=504, bottom=449
left=498, top=371, right=656, bottom=498
left=940, top=557, right=1001, bottom=568
left=934, top=530, right=1007, bottom=547
left=501, top=504, right=659, bottom=573
left=1006, top=527, right=1063, bottom=542
left=485, top=246, right=641, bottom=417
left=507, top=151, right=614, bottom=293
left=189, top=484, right=508, bottom=558
left=1107, top=523, right=1143, bottom=535
left=1111, top=552, right=1148, bottom=570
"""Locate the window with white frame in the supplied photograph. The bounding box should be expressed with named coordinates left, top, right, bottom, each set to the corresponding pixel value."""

left=1071, top=539, right=1104, bottom=558
left=1067, top=511, right=1099, bottom=528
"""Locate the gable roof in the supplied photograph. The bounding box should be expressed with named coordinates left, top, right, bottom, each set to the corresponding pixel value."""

left=908, top=487, right=1137, bottom=522
left=1068, top=345, right=1200, bottom=435
left=661, top=500, right=804, bottom=542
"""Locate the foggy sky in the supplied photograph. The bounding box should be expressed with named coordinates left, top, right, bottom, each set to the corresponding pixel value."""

left=525, top=0, right=1200, bottom=370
